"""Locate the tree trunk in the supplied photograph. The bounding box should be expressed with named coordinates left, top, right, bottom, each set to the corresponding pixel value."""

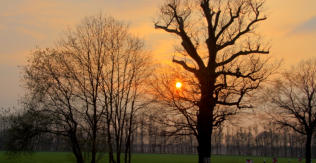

left=117, top=150, right=121, bottom=163
left=91, top=129, right=97, bottom=163
left=73, top=150, right=84, bottom=163
left=197, top=94, right=213, bottom=163
left=306, top=133, right=312, bottom=163
left=70, top=133, right=84, bottom=163
left=125, top=129, right=131, bottom=163
left=91, top=103, right=98, bottom=163
left=140, top=119, right=144, bottom=153
left=196, top=72, right=216, bottom=163
left=106, top=123, right=115, bottom=163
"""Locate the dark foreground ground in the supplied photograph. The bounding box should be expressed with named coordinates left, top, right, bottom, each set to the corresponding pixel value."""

left=0, top=152, right=314, bottom=163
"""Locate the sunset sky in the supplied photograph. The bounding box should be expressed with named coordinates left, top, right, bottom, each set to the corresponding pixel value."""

left=1, top=0, right=316, bottom=108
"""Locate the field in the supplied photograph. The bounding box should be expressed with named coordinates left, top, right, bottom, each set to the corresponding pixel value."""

left=0, top=152, right=314, bottom=163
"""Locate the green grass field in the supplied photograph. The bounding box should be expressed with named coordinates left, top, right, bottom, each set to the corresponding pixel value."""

left=0, top=152, right=314, bottom=163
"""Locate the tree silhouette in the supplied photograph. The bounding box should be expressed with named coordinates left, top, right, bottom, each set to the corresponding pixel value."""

left=19, top=14, right=150, bottom=163
left=154, top=0, right=274, bottom=162
left=266, top=59, right=316, bottom=163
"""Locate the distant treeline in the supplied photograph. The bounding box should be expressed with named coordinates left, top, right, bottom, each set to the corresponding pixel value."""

left=0, top=115, right=315, bottom=158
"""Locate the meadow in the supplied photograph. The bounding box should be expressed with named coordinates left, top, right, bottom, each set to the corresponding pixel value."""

left=0, top=152, right=314, bottom=163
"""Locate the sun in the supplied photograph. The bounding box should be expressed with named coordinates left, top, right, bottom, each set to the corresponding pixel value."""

left=175, top=82, right=182, bottom=89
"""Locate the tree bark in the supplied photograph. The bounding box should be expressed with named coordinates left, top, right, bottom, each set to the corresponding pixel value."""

left=140, top=119, right=144, bottom=153
left=107, top=126, right=115, bottom=163
left=91, top=113, right=97, bottom=163
left=70, top=132, right=84, bottom=163
left=306, top=133, right=312, bottom=163
left=91, top=129, right=97, bottom=163
left=197, top=109, right=213, bottom=163
left=197, top=87, right=214, bottom=163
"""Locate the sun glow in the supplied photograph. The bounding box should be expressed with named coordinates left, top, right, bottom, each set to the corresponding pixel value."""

left=175, top=82, right=182, bottom=89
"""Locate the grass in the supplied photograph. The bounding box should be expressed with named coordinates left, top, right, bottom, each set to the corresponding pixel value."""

left=0, top=152, right=315, bottom=163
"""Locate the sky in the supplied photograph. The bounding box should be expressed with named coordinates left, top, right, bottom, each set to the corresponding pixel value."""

left=1, top=0, right=316, bottom=108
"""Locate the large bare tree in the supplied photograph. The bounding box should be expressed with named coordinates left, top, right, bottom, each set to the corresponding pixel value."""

left=154, top=0, right=274, bottom=162
left=266, top=59, right=316, bottom=163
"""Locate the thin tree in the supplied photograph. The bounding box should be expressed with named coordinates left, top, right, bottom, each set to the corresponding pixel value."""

left=96, top=17, right=151, bottom=163
left=266, top=59, right=316, bottom=163
left=154, top=0, right=274, bottom=162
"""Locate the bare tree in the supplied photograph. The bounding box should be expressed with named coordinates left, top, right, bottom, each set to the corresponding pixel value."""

left=154, top=0, right=274, bottom=162
left=95, top=17, right=151, bottom=163
left=266, top=59, right=316, bottom=163
left=23, top=48, right=86, bottom=163
left=17, top=14, right=151, bottom=163
left=57, top=15, right=111, bottom=163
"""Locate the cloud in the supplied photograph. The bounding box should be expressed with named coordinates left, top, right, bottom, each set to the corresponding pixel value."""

left=0, top=26, right=37, bottom=55
left=0, top=64, right=23, bottom=108
left=292, top=16, right=316, bottom=34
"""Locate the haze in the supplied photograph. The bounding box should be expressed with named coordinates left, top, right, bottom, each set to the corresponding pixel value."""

left=1, top=0, right=316, bottom=108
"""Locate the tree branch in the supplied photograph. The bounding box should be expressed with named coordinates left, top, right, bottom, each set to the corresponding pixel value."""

left=216, top=1, right=267, bottom=51
left=217, top=49, right=269, bottom=67
left=218, top=17, right=266, bottom=51
left=216, top=70, right=261, bottom=82
left=215, top=4, right=243, bottom=41
left=154, top=24, right=179, bottom=35
left=155, top=2, right=205, bottom=69
left=172, top=58, right=197, bottom=73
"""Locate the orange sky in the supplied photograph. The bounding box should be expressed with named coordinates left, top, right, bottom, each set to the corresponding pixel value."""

left=1, top=0, right=316, bottom=108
